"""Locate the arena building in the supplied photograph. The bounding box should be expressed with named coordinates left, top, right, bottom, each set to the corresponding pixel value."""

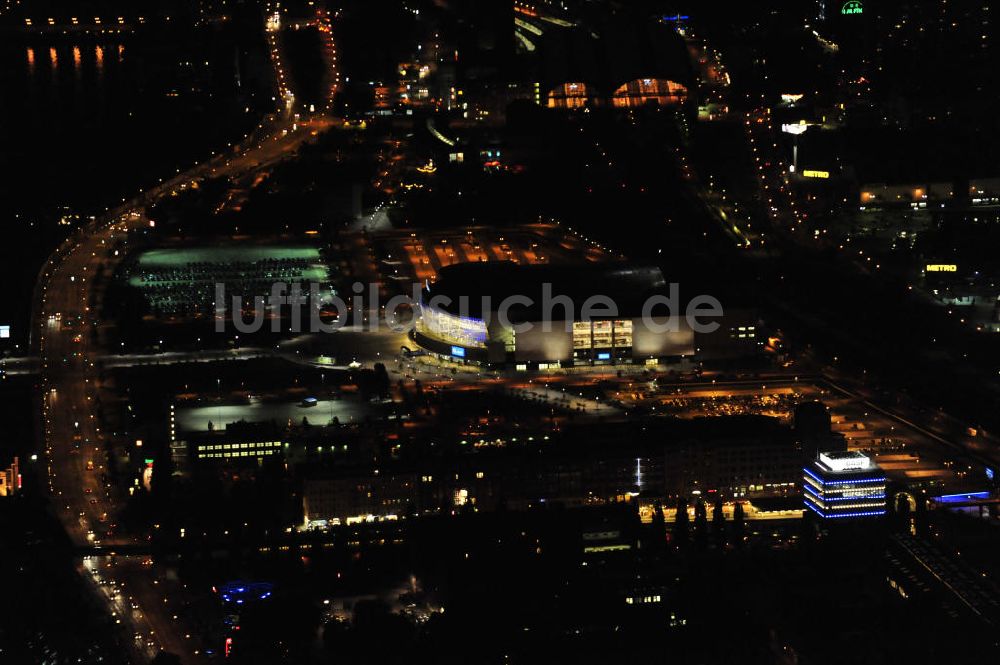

left=414, top=261, right=699, bottom=368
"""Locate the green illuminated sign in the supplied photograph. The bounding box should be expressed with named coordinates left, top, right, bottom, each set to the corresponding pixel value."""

left=841, top=0, right=863, bottom=15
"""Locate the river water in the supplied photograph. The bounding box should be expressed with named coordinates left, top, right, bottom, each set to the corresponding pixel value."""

left=0, top=22, right=270, bottom=345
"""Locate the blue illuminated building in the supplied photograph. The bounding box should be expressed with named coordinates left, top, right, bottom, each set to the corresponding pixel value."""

left=216, top=581, right=274, bottom=605
left=803, top=451, right=886, bottom=519
left=933, top=491, right=990, bottom=504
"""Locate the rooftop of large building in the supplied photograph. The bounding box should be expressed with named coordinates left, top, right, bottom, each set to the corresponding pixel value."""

left=422, top=261, right=670, bottom=321
left=537, top=15, right=694, bottom=94
left=807, top=451, right=886, bottom=481
left=817, top=450, right=873, bottom=472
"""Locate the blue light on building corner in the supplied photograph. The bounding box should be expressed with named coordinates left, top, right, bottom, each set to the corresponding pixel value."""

left=805, top=502, right=885, bottom=519
left=803, top=466, right=885, bottom=486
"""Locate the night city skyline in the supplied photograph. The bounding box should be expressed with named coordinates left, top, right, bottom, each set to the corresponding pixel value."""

left=2, top=1, right=1000, bottom=663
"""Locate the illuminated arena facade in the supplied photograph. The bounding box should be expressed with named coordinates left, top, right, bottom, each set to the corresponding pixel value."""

left=414, top=262, right=695, bottom=368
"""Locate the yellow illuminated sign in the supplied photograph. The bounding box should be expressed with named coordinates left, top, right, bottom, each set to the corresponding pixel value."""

left=926, top=264, right=957, bottom=272
left=802, top=170, right=830, bottom=179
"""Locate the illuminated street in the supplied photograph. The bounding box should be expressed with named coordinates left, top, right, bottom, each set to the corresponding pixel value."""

left=4, top=1, right=1000, bottom=663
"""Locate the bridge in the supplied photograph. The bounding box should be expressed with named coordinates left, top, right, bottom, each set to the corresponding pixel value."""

left=2, top=9, right=149, bottom=35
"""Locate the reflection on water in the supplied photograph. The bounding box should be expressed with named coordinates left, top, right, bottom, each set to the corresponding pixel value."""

left=26, top=42, right=113, bottom=81
left=7, top=33, right=249, bottom=221
left=9, top=38, right=155, bottom=218
left=2, top=31, right=261, bottom=340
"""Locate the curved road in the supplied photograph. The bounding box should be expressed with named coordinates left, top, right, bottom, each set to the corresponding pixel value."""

left=33, top=3, right=341, bottom=661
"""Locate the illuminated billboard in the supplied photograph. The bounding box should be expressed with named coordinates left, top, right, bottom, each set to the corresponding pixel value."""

left=819, top=451, right=871, bottom=472
left=841, top=0, right=863, bottom=15
left=781, top=122, right=809, bottom=135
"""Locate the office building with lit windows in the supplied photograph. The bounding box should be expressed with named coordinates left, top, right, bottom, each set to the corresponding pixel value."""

left=803, top=451, right=886, bottom=519
left=178, top=421, right=287, bottom=468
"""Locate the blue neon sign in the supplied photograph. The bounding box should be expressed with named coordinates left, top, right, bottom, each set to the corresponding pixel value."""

left=451, top=345, right=466, bottom=358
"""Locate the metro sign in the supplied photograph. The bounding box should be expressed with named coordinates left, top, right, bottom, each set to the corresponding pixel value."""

left=841, top=1, right=863, bottom=15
